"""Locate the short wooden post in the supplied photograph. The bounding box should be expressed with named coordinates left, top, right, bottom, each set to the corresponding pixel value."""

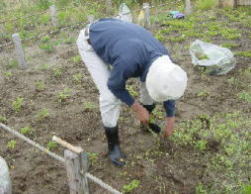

left=185, top=0, right=192, bottom=15
left=12, top=33, right=27, bottom=69
left=106, top=0, right=113, bottom=15
left=87, top=15, right=94, bottom=24
left=64, top=150, right=89, bottom=194
left=49, top=5, right=58, bottom=26
left=143, top=3, right=150, bottom=29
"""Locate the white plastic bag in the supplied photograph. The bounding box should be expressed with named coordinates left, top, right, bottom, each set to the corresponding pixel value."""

left=118, top=3, right=132, bottom=22
left=190, top=39, right=236, bottom=75
left=0, top=156, right=12, bottom=194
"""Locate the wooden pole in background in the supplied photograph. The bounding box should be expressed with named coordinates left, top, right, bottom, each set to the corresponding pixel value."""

left=12, top=33, right=27, bottom=69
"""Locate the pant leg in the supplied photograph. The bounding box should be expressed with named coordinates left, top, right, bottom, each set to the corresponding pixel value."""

left=76, top=29, right=121, bottom=128
left=140, top=82, right=154, bottom=105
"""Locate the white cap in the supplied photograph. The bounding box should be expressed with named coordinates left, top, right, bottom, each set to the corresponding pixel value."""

left=146, top=55, right=187, bottom=102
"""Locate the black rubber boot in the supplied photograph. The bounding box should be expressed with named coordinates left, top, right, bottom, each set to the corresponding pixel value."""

left=104, top=126, right=126, bottom=167
left=142, top=104, right=161, bottom=134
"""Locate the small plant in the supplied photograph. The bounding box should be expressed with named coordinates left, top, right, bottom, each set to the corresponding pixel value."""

left=20, top=126, right=32, bottom=135
left=35, top=80, right=46, bottom=91
left=41, top=35, right=50, bottom=43
left=83, top=102, right=97, bottom=111
left=47, top=141, right=58, bottom=150
left=195, top=183, right=207, bottom=194
left=38, top=63, right=50, bottom=70
left=122, top=179, right=140, bottom=193
left=72, top=73, right=83, bottom=83
left=53, top=68, right=63, bottom=77
left=3, top=71, right=13, bottom=78
left=6, top=60, right=18, bottom=69
left=12, top=97, right=24, bottom=112
left=196, top=0, right=217, bottom=10
left=39, top=43, right=54, bottom=53
left=238, top=92, right=251, bottom=103
left=36, top=108, right=50, bottom=121
left=127, top=85, right=138, bottom=97
left=235, top=50, right=251, bottom=58
left=57, top=88, right=72, bottom=102
left=7, top=140, right=17, bottom=149
left=88, top=152, right=98, bottom=165
left=197, top=91, right=209, bottom=97
left=0, top=115, right=7, bottom=123
left=195, top=140, right=207, bottom=151
left=71, top=55, right=81, bottom=64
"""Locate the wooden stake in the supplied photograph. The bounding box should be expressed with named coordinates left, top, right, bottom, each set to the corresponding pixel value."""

left=143, top=3, right=150, bottom=29
left=12, top=33, right=27, bottom=69
left=50, top=5, right=58, bottom=26
left=64, top=150, right=89, bottom=194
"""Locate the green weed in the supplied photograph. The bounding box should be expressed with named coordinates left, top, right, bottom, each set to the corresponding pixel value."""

left=196, top=91, right=209, bottom=97
left=3, top=71, right=13, bottom=78
left=47, top=141, right=58, bottom=150
left=72, top=73, right=83, bottom=83
left=39, top=42, right=54, bottom=53
left=71, top=55, right=82, bottom=64
left=238, top=92, right=251, bottom=103
left=20, top=126, right=32, bottom=135
left=53, top=68, right=63, bottom=77
left=196, top=0, right=217, bottom=10
left=235, top=50, right=251, bottom=58
left=221, top=42, right=239, bottom=49
left=6, top=60, right=18, bottom=69
left=12, top=97, right=24, bottom=112
left=38, top=63, right=50, bottom=70
left=87, top=152, right=98, bottom=165
left=7, top=140, right=17, bottom=149
left=57, top=88, right=72, bottom=102
left=122, top=179, right=140, bottom=193
left=83, top=102, right=97, bottom=111
left=0, top=115, right=7, bottom=123
left=36, top=108, right=50, bottom=121
left=35, top=80, right=46, bottom=91
left=195, top=183, right=207, bottom=194
left=127, top=85, right=138, bottom=97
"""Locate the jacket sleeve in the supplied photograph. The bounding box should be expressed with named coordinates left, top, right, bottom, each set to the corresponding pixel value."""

left=163, top=100, right=176, bottom=117
left=107, top=61, right=136, bottom=106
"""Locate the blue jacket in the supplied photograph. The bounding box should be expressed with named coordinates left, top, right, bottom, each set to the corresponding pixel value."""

left=89, top=18, right=175, bottom=117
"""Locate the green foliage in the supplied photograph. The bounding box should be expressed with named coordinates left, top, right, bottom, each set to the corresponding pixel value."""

left=122, top=179, right=140, bottom=193
left=71, top=55, right=82, bottom=64
left=38, top=63, right=50, bottom=70
left=53, top=68, right=63, bottom=77
left=241, top=184, right=251, bottom=194
left=57, top=88, right=72, bottom=102
left=87, top=152, right=98, bottom=165
left=0, top=115, right=7, bottom=123
left=41, top=35, right=50, bottom=43
left=195, top=183, right=207, bottom=194
left=20, top=126, right=32, bottom=135
left=83, top=102, right=97, bottom=111
left=12, top=97, right=24, bottom=112
left=3, top=71, right=13, bottom=78
left=235, top=50, right=251, bottom=58
left=36, top=0, right=52, bottom=10
left=196, top=0, right=217, bottom=10
left=221, top=42, right=239, bottom=49
left=238, top=92, right=251, bottom=103
left=39, top=42, right=55, bottom=53
left=36, top=108, right=50, bottom=121
left=72, top=73, right=83, bottom=83
left=6, top=60, right=18, bottom=69
left=196, top=90, right=209, bottom=97
left=47, top=141, right=58, bottom=150
left=7, top=140, right=17, bottom=149
left=127, top=85, right=138, bottom=97
left=35, top=80, right=46, bottom=91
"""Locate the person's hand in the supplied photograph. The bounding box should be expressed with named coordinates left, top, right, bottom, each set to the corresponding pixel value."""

left=163, top=117, right=175, bottom=137
left=131, top=102, right=150, bottom=124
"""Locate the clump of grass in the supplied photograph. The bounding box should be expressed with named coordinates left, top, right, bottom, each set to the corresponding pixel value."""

left=196, top=0, right=217, bottom=10
left=20, top=126, right=32, bottom=135
left=238, top=91, right=251, bottom=103
left=36, top=108, right=50, bottom=121
left=39, top=43, right=54, bottom=53
left=83, top=102, right=97, bottom=111
left=7, top=140, right=17, bottom=149
left=6, top=60, right=18, bottom=69
left=57, top=88, right=72, bottom=103
left=122, top=180, right=140, bottom=193
left=221, top=42, right=239, bottom=49
left=0, top=115, right=7, bottom=123
left=38, top=63, right=50, bottom=70
left=72, top=73, right=83, bottom=83
left=47, top=141, right=58, bottom=150
left=3, top=71, right=13, bottom=78
left=12, top=97, right=24, bottom=112
left=71, top=55, right=81, bottom=64
left=235, top=50, right=251, bottom=58
left=52, top=68, right=63, bottom=77
left=35, top=80, right=46, bottom=91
